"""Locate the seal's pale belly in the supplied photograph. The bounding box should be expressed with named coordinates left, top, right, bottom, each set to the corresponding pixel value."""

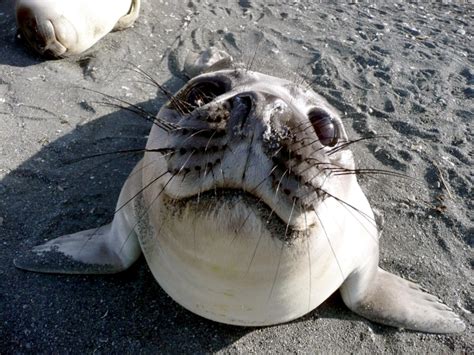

left=139, top=191, right=356, bottom=325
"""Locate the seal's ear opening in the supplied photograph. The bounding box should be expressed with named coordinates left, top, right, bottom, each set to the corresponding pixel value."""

left=184, top=47, right=233, bottom=79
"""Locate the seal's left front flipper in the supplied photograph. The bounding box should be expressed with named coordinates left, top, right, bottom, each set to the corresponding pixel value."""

left=340, top=268, right=465, bottom=333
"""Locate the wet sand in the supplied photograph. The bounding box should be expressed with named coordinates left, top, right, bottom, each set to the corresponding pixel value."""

left=0, top=0, right=472, bottom=353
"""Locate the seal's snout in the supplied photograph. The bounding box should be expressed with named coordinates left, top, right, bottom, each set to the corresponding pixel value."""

left=153, top=69, right=358, bottom=231
left=15, top=0, right=141, bottom=58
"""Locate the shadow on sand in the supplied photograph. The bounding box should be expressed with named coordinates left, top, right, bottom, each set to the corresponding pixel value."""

left=0, top=6, right=376, bottom=348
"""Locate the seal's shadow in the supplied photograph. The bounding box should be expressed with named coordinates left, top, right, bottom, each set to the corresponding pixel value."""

left=0, top=88, right=252, bottom=351
left=0, top=21, right=384, bottom=348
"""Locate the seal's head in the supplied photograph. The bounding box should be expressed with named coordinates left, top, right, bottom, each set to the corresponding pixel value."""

left=148, top=68, right=357, bottom=236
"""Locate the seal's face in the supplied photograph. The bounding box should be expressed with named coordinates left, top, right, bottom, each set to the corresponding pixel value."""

left=146, top=69, right=356, bottom=237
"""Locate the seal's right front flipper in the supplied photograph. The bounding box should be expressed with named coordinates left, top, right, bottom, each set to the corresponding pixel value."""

left=340, top=268, right=466, bottom=333
left=14, top=223, right=141, bottom=274
left=14, top=159, right=146, bottom=274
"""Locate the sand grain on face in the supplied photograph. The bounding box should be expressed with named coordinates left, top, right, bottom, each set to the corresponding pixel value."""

left=0, top=0, right=472, bottom=353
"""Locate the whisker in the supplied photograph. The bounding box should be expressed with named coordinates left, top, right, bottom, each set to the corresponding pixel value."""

left=231, top=164, right=280, bottom=239
left=260, top=168, right=290, bottom=226
left=83, top=88, right=177, bottom=132
left=267, top=243, right=284, bottom=302
left=312, top=206, right=345, bottom=282
left=115, top=170, right=169, bottom=216
left=274, top=169, right=289, bottom=197
left=114, top=147, right=195, bottom=216
left=204, top=131, right=217, bottom=152
left=65, top=147, right=174, bottom=164
left=333, top=198, right=378, bottom=243
left=318, top=187, right=375, bottom=224
left=246, top=36, right=262, bottom=72
left=126, top=62, right=191, bottom=115
left=119, top=151, right=195, bottom=254
left=328, top=135, right=389, bottom=155
left=303, top=209, right=312, bottom=312
left=77, top=157, right=168, bottom=257
left=92, top=101, right=159, bottom=127
left=246, top=229, right=264, bottom=275
left=179, top=128, right=215, bottom=144
left=333, top=168, right=413, bottom=180
left=119, top=170, right=178, bottom=255
left=291, top=120, right=314, bottom=135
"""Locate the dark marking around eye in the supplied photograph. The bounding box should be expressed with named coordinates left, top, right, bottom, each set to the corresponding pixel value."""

left=186, top=81, right=227, bottom=110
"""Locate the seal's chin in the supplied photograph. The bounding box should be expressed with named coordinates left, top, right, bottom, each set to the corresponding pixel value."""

left=164, top=188, right=316, bottom=239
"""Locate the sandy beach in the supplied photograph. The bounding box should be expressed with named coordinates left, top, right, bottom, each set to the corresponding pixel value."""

left=0, top=0, right=472, bottom=353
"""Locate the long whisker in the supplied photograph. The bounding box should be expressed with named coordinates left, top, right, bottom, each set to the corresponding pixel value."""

left=118, top=151, right=195, bottom=254
left=267, top=243, right=284, bottom=302
left=318, top=186, right=375, bottom=224
left=304, top=209, right=312, bottom=313
left=246, top=36, right=262, bottom=72
left=312, top=206, right=345, bottom=282
left=246, top=228, right=264, bottom=275
left=328, top=135, right=389, bottom=155
left=333, top=198, right=378, bottom=243
left=82, top=88, right=177, bottom=132
left=65, top=147, right=174, bottom=164
left=332, top=168, right=413, bottom=180
left=76, top=155, right=165, bottom=254
left=92, top=101, right=161, bottom=127
left=232, top=164, right=280, bottom=238
left=301, top=158, right=413, bottom=181
left=119, top=171, right=177, bottom=255
left=126, top=63, right=191, bottom=115
left=260, top=167, right=290, bottom=225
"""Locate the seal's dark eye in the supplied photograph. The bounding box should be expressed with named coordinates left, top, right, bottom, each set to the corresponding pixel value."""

left=185, top=81, right=227, bottom=108
left=308, top=109, right=339, bottom=147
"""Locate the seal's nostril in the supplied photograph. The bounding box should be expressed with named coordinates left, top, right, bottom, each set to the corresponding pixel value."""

left=232, top=95, right=253, bottom=127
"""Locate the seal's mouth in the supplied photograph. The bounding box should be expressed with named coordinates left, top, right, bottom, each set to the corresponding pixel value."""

left=165, top=188, right=313, bottom=239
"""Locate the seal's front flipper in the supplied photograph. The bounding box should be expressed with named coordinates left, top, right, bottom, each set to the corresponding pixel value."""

left=340, top=268, right=465, bottom=333
left=14, top=223, right=140, bottom=274
left=14, top=159, right=146, bottom=274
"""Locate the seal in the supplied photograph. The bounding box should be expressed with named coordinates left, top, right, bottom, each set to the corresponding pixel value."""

left=15, top=0, right=140, bottom=57
left=14, top=49, right=465, bottom=333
